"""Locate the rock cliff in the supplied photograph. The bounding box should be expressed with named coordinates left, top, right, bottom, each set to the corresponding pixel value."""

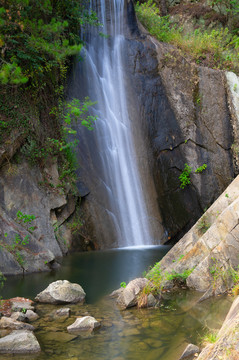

left=0, top=137, right=82, bottom=275
left=150, top=175, right=239, bottom=299
left=124, top=0, right=239, bottom=241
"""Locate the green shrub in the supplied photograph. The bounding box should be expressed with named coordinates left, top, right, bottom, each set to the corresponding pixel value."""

left=120, top=282, right=126, bottom=288
left=200, top=329, right=218, bottom=344
left=135, top=1, right=239, bottom=74
left=195, top=164, right=207, bottom=173
left=165, top=268, right=194, bottom=284
left=135, top=1, right=174, bottom=43
left=179, top=163, right=192, bottom=189
left=0, top=1, right=99, bottom=88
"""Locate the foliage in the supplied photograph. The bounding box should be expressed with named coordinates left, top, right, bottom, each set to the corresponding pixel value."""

left=145, top=261, right=194, bottom=295
left=16, top=210, right=36, bottom=224
left=210, top=0, right=239, bottom=19
left=66, top=204, right=84, bottom=234
left=195, top=164, right=207, bottom=173
left=0, top=210, right=36, bottom=267
left=20, top=96, right=97, bottom=185
left=16, top=210, right=36, bottom=232
left=230, top=265, right=239, bottom=295
left=165, top=268, right=194, bottom=284
left=63, top=98, right=97, bottom=132
left=0, top=1, right=99, bottom=193
left=179, top=163, right=192, bottom=189
left=120, top=282, right=126, bottom=288
left=135, top=1, right=174, bottom=43
left=1, top=233, right=28, bottom=267
left=172, top=254, right=184, bottom=263
left=232, top=283, right=239, bottom=295
left=178, top=162, right=208, bottom=189
left=145, top=262, right=165, bottom=295
left=228, top=266, right=239, bottom=283
left=200, top=329, right=218, bottom=344
left=0, top=0, right=99, bottom=88
left=135, top=1, right=239, bottom=74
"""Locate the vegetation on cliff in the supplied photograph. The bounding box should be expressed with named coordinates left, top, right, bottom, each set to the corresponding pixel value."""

left=0, top=0, right=98, bottom=187
left=0, top=0, right=100, bottom=277
left=136, top=0, right=239, bottom=74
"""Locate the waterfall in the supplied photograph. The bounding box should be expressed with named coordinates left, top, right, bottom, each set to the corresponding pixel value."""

left=69, top=0, right=164, bottom=248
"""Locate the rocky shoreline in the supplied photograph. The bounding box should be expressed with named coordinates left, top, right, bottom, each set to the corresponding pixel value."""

left=0, top=278, right=238, bottom=359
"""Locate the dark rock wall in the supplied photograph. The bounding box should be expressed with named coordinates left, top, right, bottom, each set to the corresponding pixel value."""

left=124, top=1, right=235, bottom=241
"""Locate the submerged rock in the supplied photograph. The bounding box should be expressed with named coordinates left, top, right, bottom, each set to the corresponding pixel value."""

left=117, top=278, right=149, bottom=309
left=0, top=330, right=41, bottom=353
left=35, top=280, right=86, bottom=304
left=67, top=316, right=100, bottom=333
left=55, top=307, right=71, bottom=318
left=179, top=343, right=200, bottom=360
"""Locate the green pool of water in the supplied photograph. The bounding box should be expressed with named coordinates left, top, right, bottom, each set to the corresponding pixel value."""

left=1, top=246, right=233, bottom=360
left=2, top=245, right=170, bottom=303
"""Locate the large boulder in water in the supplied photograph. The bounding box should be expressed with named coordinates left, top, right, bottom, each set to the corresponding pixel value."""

left=35, top=280, right=86, bottom=304
left=0, top=330, right=41, bottom=353
left=117, top=278, right=149, bottom=309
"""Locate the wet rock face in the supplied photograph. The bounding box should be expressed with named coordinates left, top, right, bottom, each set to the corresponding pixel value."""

left=124, top=2, right=236, bottom=241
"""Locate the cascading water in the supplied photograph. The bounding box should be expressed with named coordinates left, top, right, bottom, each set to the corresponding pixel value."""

left=69, top=0, right=165, bottom=248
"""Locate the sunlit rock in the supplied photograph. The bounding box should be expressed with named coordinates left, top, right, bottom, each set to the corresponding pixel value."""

left=155, top=176, right=239, bottom=298
left=0, top=316, right=34, bottom=331
left=67, top=316, right=100, bottom=333
left=35, top=280, right=86, bottom=304
left=0, top=330, right=40, bottom=353
left=117, top=278, right=149, bottom=309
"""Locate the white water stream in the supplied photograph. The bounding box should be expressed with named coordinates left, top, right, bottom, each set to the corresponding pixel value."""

left=74, top=0, right=155, bottom=247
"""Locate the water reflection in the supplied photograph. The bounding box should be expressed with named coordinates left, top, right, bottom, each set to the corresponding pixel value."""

left=1, top=248, right=233, bottom=360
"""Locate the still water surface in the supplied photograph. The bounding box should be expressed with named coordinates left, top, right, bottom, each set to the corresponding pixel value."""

left=1, top=246, right=233, bottom=360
